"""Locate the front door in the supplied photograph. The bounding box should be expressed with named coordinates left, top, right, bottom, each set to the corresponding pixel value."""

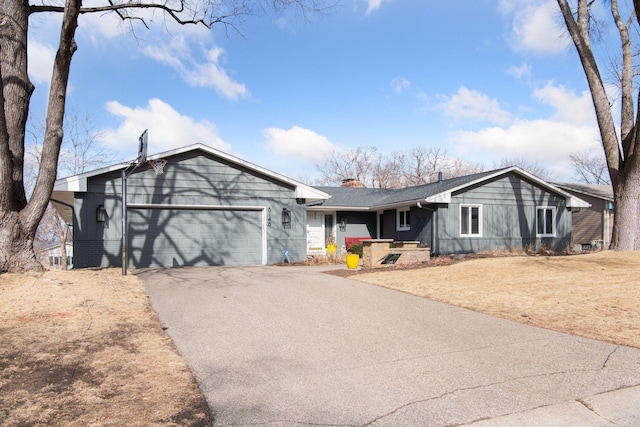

left=307, top=212, right=324, bottom=255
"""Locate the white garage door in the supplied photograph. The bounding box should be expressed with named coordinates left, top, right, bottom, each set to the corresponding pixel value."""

left=127, top=207, right=264, bottom=268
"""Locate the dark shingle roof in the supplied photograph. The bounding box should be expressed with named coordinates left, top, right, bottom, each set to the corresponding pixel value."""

left=312, top=186, right=395, bottom=208
left=553, top=182, right=613, bottom=201
left=315, top=168, right=509, bottom=209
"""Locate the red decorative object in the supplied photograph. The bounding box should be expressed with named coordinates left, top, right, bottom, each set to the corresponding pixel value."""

left=345, top=237, right=370, bottom=250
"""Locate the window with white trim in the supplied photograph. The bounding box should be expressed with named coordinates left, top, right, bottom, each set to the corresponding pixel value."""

left=397, top=207, right=410, bottom=231
left=536, top=206, right=556, bottom=237
left=460, top=205, right=482, bottom=236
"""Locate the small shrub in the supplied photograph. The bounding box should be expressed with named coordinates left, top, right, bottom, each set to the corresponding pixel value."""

left=348, top=243, right=363, bottom=257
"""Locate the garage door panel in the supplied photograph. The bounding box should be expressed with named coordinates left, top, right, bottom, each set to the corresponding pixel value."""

left=128, top=208, right=263, bottom=268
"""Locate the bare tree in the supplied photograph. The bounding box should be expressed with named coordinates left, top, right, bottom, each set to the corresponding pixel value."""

left=25, top=112, right=118, bottom=269
left=570, top=148, right=611, bottom=184
left=315, top=146, right=487, bottom=189
left=372, top=151, right=403, bottom=189
left=315, top=146, right=384, bottom=187
left=399, top=147, right=451, bottom=186
left=444, top=158, right=485, bottom=180
left=0, top=0, right=331, bottom=273
left=493, top=157, right=555, bottom=181
left=59, top=112, right=117, bottom=178
left=557, top=0, right=640, bottom=250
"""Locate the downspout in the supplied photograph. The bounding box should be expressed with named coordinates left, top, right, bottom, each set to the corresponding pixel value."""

left=417, top=202, right=436, bottom=256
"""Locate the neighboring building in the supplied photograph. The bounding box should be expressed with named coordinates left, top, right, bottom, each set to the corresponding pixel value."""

left=51, top=144, right=329, bottom=269
left=35, top=241, right=74, bottom=270
left=554, top=183, right=614, bottom=250
left=309, top=167, right=590, bottom=256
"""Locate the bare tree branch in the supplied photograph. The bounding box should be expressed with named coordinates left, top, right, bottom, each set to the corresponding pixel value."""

left=570, top=148, right=611, bottom=184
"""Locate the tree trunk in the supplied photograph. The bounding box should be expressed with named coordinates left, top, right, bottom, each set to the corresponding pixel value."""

left=0, top=0, right=40, bottom=272
left=557, top=0, right=640, bottom=251
left=0, top=212, right=42, bottom=272
left=610, top=183, right=640, bottom=250
left=0, top=0, right=80, bottom=272
left=57, top=219, right=69, bottom=270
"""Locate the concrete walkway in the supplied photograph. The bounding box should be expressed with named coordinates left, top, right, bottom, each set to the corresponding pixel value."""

left=139, top=266, right=640, bottom=426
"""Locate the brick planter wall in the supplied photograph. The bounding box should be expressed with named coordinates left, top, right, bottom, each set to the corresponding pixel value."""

left=362, top=240, right=431, bottom=267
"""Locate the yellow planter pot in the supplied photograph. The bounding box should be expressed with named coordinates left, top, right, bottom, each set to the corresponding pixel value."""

left=327, top=244, right=337, bottom=254
left=346, top=253, right=360, bottom=269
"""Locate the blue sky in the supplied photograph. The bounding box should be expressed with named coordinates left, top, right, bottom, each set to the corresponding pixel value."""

left=27, top=0, right=611, bottom=182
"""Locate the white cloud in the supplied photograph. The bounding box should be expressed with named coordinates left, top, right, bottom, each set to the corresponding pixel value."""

left=263, top=126, right=336, bottom=163
left=27, top=41, right=56, bottom=85
left=77, top=9, right=129, bottom=41
left=100, top=98, right=232, bottom=156
left=77, top=2, right=211, bottom=41
left=364, top=0, right=393, bottom=15
left=533, top=83, right=596, bottom=127
left=451, top=119, right=599, bottom=174
left=438, top=86, right=512, bottom=125
left=507, top=62, right=532, bottom=80
left=391, top=77, right=411, bottom=94
left=448, top=82, right=600, bottom=179
left=144, top=37, right=249, bottom=100
left=500, top=0, right=569, bottom=54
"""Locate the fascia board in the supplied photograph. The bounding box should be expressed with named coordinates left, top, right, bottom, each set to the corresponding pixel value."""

left=53, top=175, right=87, bottom=192
left=567, top=196, right=592, bottom=209
left=504, top=167, right=592, bottom=208
left=52, top=143, right=330, bottom=201
left=172, top=144, right=330, bottom=201
left=295, top=186, right=331, bottom=201
left=307, top=205, right=371, bottom=212
left=54, top=160, right=132, bottom=192
left=424, top=192, right=452, bottom=204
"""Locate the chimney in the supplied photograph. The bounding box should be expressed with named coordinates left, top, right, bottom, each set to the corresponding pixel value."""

left=437, top=171, right=443, bottom=182
left=341, top=178, right=364, bottom=188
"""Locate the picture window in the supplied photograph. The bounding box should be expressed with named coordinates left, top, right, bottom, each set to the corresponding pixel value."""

left=460, top=205, right=482, bottom=236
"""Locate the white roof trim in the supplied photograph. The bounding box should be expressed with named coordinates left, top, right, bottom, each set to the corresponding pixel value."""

left=53, top=143, right=330, bottom=202
left=420, top=167, right=590, bottom=208
left=308, top=205, right=371, bottom=212
left=424, top=192, right=452, bottom=204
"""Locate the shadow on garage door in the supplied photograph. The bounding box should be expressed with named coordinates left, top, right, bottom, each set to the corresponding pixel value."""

left=127, top=208, right=263, bottom=268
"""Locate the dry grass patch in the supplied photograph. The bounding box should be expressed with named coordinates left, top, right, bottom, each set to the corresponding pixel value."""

left=352, top=251, right=640, bottom=348
left=0, top=269, right=210, bottom=426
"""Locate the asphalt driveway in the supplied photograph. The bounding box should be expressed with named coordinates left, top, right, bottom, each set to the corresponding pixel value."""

left=139, top=266, right=640, bottom=426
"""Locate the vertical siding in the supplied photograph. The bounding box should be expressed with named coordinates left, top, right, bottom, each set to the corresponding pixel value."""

left=570, top=195, right=605, bottom=244
left=560, top=189, right=612, bottom=246
left=436, top=174, right=571, bottom=254
left=379, top=207, right=432, bottom=245
left=335, top=211, right=376, bottom=250
left=74, top=151, right=306, bottom=268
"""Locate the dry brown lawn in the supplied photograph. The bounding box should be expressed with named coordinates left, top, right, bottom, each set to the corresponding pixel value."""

left=0, top=269, right=210, bottom=426
left=1, top=251, right=639, bottom=426
left=350, top=251, right=640, bottom=349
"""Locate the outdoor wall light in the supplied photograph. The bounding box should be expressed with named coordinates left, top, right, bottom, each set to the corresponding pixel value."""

left=96, top=205, right=108, bottom=222
left=339, top=216, right=347, bottom=232
left=282, top=208, right=292, bottom=229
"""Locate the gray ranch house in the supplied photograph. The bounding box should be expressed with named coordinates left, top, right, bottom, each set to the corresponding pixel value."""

left=309, top=167, right=591, bottom=256
left=52, top=144, right=329, bottom=269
